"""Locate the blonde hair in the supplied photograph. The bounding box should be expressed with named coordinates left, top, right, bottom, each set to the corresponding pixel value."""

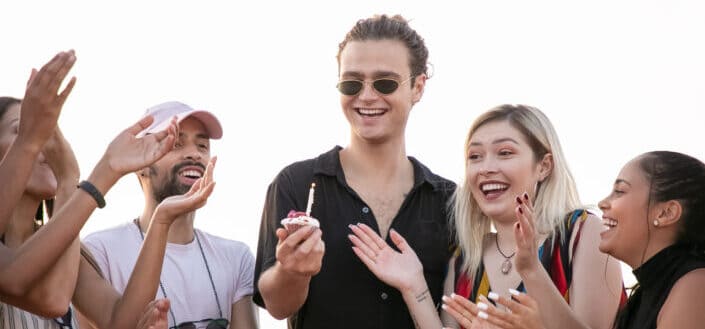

left=451, top=104, right=582, bottom=276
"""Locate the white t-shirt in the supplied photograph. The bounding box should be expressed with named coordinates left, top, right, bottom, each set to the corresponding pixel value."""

left=83, top=222, right=254, bottom=328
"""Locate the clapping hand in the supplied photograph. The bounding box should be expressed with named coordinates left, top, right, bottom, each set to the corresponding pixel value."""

left=100, top=115, right=178, bottom=179
left=442, top=293, right=486, bottom=328
left=513, top=192, right=541, bottom=275
left=443, top=291, right=545, bottom=329
left=136, top=299, right=170, bottom=329
left=42, top=127, right=80, bottom=187
left=348, top=223, right=425, bottom=293
left=153, top=157, right=216, bottom=224
left=18, top=50, right=76, bottom=150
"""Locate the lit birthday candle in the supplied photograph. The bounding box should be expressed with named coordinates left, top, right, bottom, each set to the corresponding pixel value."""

left=305, top=182, right=316, bottom=216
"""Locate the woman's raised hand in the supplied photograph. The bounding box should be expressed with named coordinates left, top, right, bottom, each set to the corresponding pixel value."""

left=136, top=299, right=170, bottom=329
left=513, top=192, right=542, bottom=275
left=42, top=127, right=80, bottom=186
left=18, top=50, right=77, bottom=151
left=100, top=115, right=178, bottom=178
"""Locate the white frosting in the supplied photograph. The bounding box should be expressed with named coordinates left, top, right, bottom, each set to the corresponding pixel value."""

left=280, top=215, right=320, bottom=228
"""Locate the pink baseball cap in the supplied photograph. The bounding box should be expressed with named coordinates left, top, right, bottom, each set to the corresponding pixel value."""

left=137, top=101, right=223, bottom=139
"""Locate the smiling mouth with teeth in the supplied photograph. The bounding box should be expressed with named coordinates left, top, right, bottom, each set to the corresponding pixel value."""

left=180, top=170, right=203, bottom=179
left=481, top=183, right=509, bottom=195
left=603, top=218, right=618, bottom=229
left=356, top=108, right=386, bottom=117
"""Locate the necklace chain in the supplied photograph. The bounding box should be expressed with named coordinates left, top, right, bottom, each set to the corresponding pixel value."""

left=495, top=233, right=516, bottom=259
left=134, top=219, right=224, bottom=325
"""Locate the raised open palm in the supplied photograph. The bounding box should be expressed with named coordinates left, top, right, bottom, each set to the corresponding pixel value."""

left=513, top=192, right=541, bottom=274
left=103, top=115, right=178, bottom=176
left=348, top=223, right=424, bottom=292
left=19, top=50, right=77, bottom=148
left=153, top=157, right=216, bottom=224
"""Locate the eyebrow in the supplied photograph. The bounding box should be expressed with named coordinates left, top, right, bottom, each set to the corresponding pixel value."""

left=615, top=179, right=632, bottom=186
left=340, top=70, right=402, bottom=79
left=469, top=137, right=520, bottom=147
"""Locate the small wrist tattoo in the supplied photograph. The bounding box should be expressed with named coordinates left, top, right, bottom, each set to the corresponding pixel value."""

left=415, top=288, right=430, bottom=303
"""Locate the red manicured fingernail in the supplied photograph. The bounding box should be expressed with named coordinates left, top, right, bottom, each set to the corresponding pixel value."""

left=518, top=207, right=523, bottom=214
left=523, top=192, right=529, bottom=201
left=516, top=196, right=523, bottom=204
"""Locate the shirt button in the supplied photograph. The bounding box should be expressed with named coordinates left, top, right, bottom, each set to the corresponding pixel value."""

left=381, top=292, right=388, bottom=300
left=362, top=207, right=370, bottom=214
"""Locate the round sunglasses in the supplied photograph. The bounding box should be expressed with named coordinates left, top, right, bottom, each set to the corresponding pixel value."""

left=336, top=76, right=413, bottom=96
left=170, top=318, right=229, bottom=329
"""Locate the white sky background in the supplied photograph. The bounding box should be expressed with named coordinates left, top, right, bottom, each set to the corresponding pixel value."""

left=2, top=1, right=705, bottom=327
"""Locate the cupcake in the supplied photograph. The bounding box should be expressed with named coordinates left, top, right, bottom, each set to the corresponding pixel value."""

left=280, top=210, right=320, bottom=233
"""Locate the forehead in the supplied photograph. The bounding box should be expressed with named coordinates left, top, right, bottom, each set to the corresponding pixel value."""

left=178, top=117, right=208, bottom=137
left=469, top=120, right=527, bottom=145
left=339, top=39, right=410, bottom=77
left=618, top=158, right=649, bottom=187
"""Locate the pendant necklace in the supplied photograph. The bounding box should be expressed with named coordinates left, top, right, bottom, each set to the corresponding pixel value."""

left=495, top=233, right=516, bottom=275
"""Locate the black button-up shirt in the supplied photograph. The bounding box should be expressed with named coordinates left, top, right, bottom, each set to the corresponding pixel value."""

left=254, top=146, right=456, bottom=329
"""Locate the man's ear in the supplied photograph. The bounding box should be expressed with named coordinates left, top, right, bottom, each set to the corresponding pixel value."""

left=655, top=200, right=683, bottom=227
left=537, top=153, right=553, bottom=182
left=411, top=73, right=427, bottom=105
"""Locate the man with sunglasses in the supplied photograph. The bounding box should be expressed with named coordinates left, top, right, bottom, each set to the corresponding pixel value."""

left=254, top=15, right=455, bottom=329
left=83, top=102, right=258, bottom=329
